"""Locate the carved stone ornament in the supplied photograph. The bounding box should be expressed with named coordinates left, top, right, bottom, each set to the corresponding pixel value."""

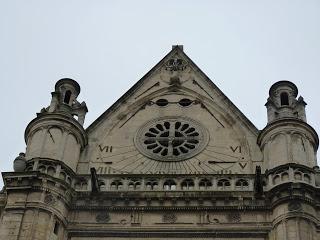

left=288, top=201, right=302, bottom=212
left=207, top=214, right=220, bottom=224
left=227, top=212, right=241, bottom=223
left=165, top=58, right=187, bottom=71
left=162, top=213, right=177, bottom=223
left=13, top=152, right=26, bottom=172
left=96, top=212, right=111, bottom=223
left=44, top=194, right=56, bottom=205
left=135, top=117, right=209, bottom=162
left=120, top=219, right=128, bottom=225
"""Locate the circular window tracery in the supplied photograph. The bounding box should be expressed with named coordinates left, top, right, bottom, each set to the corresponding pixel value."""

left=135, top=117, right=208, bottom=161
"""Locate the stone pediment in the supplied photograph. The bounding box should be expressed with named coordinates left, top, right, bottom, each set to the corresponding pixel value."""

left=81, top=46, right=263, bottom=175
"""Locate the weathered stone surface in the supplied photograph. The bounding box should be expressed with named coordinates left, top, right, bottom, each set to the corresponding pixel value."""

left=1, top=46, right=319, bottom=240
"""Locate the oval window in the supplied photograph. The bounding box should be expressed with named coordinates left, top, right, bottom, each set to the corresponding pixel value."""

left=179, top=98, right=193, bottom=107
left=155, top=99, right=169, bottom=107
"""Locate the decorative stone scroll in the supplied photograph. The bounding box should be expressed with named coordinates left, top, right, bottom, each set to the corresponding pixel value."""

left=207, top=214, right=220, bottom=224
left=96, top=212, right=110, bottom=223
left=44, top=193, right=56, bottom=205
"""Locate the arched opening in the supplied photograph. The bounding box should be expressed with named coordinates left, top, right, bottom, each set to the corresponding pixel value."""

left=53, top=221, right=60, bottom=235
left=64, top=90, right=72, bottom=104
left=59, top=171, right=66, bottom=180
left=294, top=172, right=302, bottom=181
left=280, top=92, right=289, bottom=106
left=146, top=179, right=158, bottom=190
left=181, top=179, right=194, bottom=190
left=163, top=179, right=176, bottom=190
left=199, top=178, right=212, bottom=190
left=38, top=165, right=46, bottom=173
left=304, top=174, right=311, bottom=183
left=281, top=172, right=289, bottom=181
left=217, top=179, right=231, bottom=190
left=47, top=166, right=55, bottom=176
left=99, top=181, right=106, bottom=191
left=72, top=114, right=79, bottom=121
left=273, top=175, right=280, bottom=184
left=74, top=179, right=87, bottom=190
left=110, top=180, right=123, bottom=190
left=235, top=179, right=249, bottom=190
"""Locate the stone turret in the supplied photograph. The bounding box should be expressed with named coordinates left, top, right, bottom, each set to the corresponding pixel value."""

left=49, top=78, right=87, bottom=125
left=258, top=81, right=318, bottom=170
left=265, top=81, right=306, bottom=122
left=24, top=78, right=88, bottom=172
left=258, top=81, right=319, bottom=240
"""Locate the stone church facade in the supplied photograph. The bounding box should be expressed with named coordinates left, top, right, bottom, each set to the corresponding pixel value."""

left=1, top=45, right=320, bottom=239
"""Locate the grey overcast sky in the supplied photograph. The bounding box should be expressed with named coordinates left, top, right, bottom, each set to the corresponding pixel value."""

left=1, top=1, right=319, bottom=187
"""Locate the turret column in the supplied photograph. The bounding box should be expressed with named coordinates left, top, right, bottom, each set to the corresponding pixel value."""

left=258, top=81, right=318, bottom=170
left=259, top=81, right=319, bottom=240
left=24, top=78, right=88, bottom=172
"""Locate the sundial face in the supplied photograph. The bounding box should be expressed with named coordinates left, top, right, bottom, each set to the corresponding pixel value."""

left=92, top=113, right=250, bottom=175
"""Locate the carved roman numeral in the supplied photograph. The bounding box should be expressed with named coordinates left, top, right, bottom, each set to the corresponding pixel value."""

left=99, top=145, right=113, bottom=153
left=238, top=162, right=247, bottom=169
left=96, top=166, right=110, bottom=174
left=230, top=146, right=241, bottom=153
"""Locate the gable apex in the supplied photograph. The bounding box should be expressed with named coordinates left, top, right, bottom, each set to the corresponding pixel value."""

left=172, top=44, right=184, bottom=51
left=86, top=46, right=259, bottom=135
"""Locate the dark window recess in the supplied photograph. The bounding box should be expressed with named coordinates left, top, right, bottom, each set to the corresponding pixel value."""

left=163, top=179, right=176, bottom=190
left=178, top=98, right=193, bottom=107
left=235, top=179, right=249, bottom=187
left=280, top=92, right=289, bottom=106
left=199, top=178, right=212, bottom=188
left=63, top=90, right=72, bottom=104
left=155, top=99, right=169, bottom=107
left=53, top=221, right=60, bottom=235
left=218, top=179, right=230, bottom=187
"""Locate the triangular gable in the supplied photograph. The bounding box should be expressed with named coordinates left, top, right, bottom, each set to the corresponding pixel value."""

left=86, top=46, right=258, bottom=135
left=80, top=46, right=264, bottom=175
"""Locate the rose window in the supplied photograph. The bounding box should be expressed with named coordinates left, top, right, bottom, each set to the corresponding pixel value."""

left=135, top=117, right=208, bottom=161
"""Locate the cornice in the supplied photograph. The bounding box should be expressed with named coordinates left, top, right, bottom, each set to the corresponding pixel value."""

left=265, top=163, right=316, bottom=175
left=67, top=228, right=270, bottom=238
left=70, top=204, right=270, bottom=211
left=257, top=118, right=319, bottom=149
